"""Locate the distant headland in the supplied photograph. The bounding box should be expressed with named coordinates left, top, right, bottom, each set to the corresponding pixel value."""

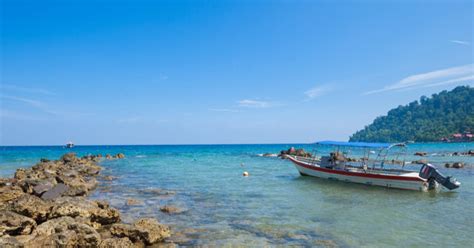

left=350, top=85, right=474, bottom=143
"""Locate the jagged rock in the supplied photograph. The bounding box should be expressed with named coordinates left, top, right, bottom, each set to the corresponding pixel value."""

left=111, top=218, right=170, bottom=245
left=41, top=183, right=69, bottom=200
left=445, top=163, right=452, bottom=168
left=116, top=153, right=125, bottom=159
left=61, top=152, right=78, bottom=163
left=0, top=185, right=25, bottom=204
left=159, top=205, right=183, bottom=214
left=50, top=197, right=120, bottom=225
left=412, top=160, right=428, bottom=165
left=11, top=194, right=52, bottom=222
left=106, top=154, right=112, bottom=160
left=414, top=152, right=427, bottom=156
left=0, top=210, right=36, bottom=235
left=99, top=237, right=134, bottom=248
left=0, top=178, right=14, bottom=187
left=28, top=216, right=101, bottom=247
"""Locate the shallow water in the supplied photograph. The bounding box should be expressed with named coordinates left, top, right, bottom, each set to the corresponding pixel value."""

left=1, top=143, right=473, bottom=247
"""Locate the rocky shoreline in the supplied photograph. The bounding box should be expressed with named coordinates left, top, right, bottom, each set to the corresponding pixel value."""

left=0, top=153, right=171, bottom=247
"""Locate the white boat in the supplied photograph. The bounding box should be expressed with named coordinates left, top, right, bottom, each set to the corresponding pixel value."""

left=287, top=141, right=460, bottom=191
left=66, top=141, right=74, bottom=148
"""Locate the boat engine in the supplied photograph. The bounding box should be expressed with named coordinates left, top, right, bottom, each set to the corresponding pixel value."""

left=419, top=164, right=461, bottom=190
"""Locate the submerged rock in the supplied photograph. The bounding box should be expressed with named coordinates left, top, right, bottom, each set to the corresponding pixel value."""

left=126, top=198, right=143, bottom=206
left=159, top=205, right=183, bottom=214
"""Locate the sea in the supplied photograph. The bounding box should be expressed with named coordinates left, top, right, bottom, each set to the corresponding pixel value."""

left=1, top=143, right=473, bottom=247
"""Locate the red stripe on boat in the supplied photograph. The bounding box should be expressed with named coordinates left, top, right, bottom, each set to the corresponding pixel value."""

left=289, top=157, right=424, bottom=182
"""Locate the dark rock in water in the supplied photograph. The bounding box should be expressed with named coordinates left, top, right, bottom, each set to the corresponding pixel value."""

left=468, top=150, right=474, bottom=156
left=414, top=152, right=427, bottom=156
left=0, top=210, right=37, bottom=236
left=110, top=218, right=170, bottom=245
left=105, top=154, right=112, bottom=160
left=279, top=147, right=312, bottom=158
left=41, top=183, right=69, bottom=200
left=116, top=153, right=125, bottom=159
left=160, top=205, right=183, bottom=214
left=445, top=163, right=452, bottom=168
left=452, top=162, right=464, bottom=169
left=11, top=194, right=52, bottom=222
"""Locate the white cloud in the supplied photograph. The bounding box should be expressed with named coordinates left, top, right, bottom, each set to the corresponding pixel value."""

left=237, top=99, right=271, bottom=108
left=1, top=84, right=56, bottom=95
left=364, top=64, right=474, bottom=95
left=450, top=40, right=470, bottom=46
left=304, top=86, right=330, bottom=100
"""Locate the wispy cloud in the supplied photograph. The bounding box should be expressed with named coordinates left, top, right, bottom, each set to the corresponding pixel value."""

left=304, top=85, right=331, bottom=100
left=1, top=84, right=56, bottom=95
left=450, top=40, right=470, bottom=46
left=209, top=108, right=242, bottom=113
left=1, top=95, right=58, bottom=115
left=237, top=99, right=271, bottom=108
left=364, top=64, right=474, bottom=95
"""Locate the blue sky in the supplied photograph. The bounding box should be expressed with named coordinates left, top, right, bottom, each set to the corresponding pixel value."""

left=1, top=0, right=473, bottom=145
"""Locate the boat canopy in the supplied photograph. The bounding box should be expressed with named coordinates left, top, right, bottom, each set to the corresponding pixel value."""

left=315, top=140, right=394, bottom=149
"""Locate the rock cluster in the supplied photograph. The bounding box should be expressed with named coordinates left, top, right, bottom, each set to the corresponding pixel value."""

left=278, top=147, right=312, bottom=158
left=0, top=153, right=170, bottom=247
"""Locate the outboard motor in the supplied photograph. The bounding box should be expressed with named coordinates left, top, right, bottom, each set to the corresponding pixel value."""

left=419, top=164, right=461, bottom=190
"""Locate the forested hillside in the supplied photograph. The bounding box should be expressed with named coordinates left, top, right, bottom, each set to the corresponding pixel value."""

left=349, top=86, right=474, bottom=142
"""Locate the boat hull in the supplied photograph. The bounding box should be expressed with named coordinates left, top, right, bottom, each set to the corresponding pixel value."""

left=289, top=157, right=428, bottom=191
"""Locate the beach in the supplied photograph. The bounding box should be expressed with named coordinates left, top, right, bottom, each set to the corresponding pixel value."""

left=0, top=143, right=473, bottom=247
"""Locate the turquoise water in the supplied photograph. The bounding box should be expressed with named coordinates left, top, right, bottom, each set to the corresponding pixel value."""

left=1, top=143, right=473, bottom=247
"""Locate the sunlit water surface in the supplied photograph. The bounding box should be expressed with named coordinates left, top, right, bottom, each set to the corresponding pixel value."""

left=1, top=143, right=473, bottom=247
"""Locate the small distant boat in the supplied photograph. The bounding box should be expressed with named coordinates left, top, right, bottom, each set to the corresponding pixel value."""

left=287, top=141, right=460, bottom=191
left=66, top=141, right=74, bottom=148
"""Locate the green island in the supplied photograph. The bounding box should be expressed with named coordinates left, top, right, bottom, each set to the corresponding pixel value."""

left=350, top=85, right=474, bottom=142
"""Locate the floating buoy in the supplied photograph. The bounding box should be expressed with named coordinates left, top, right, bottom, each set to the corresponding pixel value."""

left=243, top=171, right=249, bottom=177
